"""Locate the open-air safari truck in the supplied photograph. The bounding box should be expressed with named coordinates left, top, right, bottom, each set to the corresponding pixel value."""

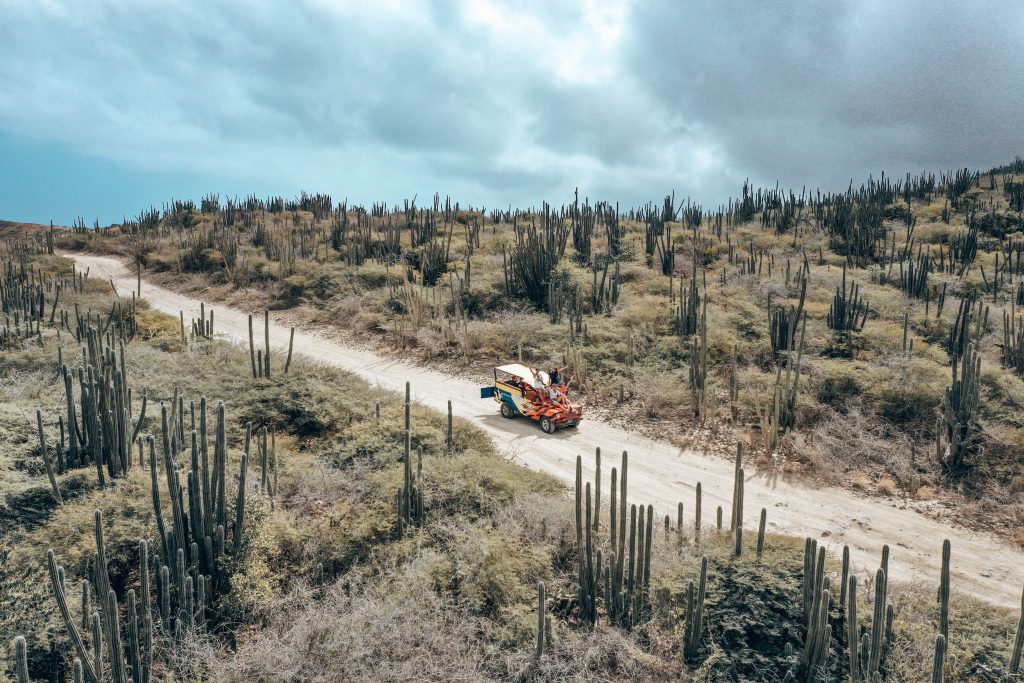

left=480, top=363, right=583, bottom=434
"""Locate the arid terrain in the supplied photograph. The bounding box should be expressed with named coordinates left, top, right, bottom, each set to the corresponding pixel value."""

left=4, top=160, right=1024, bottom=681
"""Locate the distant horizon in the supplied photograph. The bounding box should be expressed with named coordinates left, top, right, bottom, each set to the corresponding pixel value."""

left=4, top=143, right=1020, bottom=229
left=3, top=1, right=1022, bottom=226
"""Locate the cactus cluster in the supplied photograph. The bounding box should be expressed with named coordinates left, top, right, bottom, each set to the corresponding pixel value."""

left=826, top=263, right=869, bottom=334
left=936, top=340, right=982, bottom=471
left=41, top=395, right=261, bottom=682
left=847, top=545, right=894, bottom=681
left=570, top=450, right=655, bottom=629
left=683, top=555, right=708, bottom=661
left=190, top=302, right=214, bottom=339
left=769, top=274, right=807, bottom=356
left=502, top=205, right=570, bottom=310
left=898, top=248, right=932, bottom=299
left=759, top=312, right=806, bottom=453
left=46, top=512, right=155, bottom=683
left=797, top=539, right=831, bottom=681
left=48, top=319, right=147, bottom=486
left=248, top=311, right=272, bottom=378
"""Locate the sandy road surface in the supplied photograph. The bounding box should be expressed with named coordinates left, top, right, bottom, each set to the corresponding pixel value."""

left=68, top=251, right=1024, bottom=607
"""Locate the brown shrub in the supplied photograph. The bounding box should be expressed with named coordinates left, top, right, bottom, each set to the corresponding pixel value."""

left=876, top=477, right=899, bottom=496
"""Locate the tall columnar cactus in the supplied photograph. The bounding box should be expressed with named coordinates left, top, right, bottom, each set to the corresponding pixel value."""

left=1010, top=584, right=1024, bottom=674
left=446, top=400, right=454, bottom=453
left=802, top=538, right=818, bottom=620
left=768, top=275, right=807, bottom=356
left=847, top=575, right=860, bottom=682
left=756, top=508, right=767, bottom=556
left=798, top=578, right=831, bottom=682
left=14, top=635, right=29, bottom=683
left=232, top=423, right=252, bottom=555
left=938, top=340, right=982, bottom=471
left=931, top=634, right=946, bottom=683
left=248, top=314, right=258, bottom=378
left=46, top=550, right=99, bottom=683
left=683, top=555, right=708, bottom=662
left=677, top=502, right=685, bottom=548
left=734, top=469, right=745, bottom=557
left=938, top=539, right=951, bottom=643
left=687, top=302, right=710, bottom=424
left=1004, top=309, right=1024, bottom=376
left=730, top=443, right=743, bottom=530
left=601, top=450, right=651, bottom=628
left=396, top=427, right=424, bottom=534
left=759, top=312, right=807, bottom=453
left=839, top=545, right=850, bottom=623
left=37, top=409, right=63, bottom=503
left=694, top=482, right=702, bottom=541
left=535, top=581, right=546, bottom=660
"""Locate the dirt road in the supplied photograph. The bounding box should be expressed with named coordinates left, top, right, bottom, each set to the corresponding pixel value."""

left=68, top=251, right=1024, bottom=607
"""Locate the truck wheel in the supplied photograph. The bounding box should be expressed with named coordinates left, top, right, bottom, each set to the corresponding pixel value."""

left=540, top=417, right=554, bottom=434
left=500, top=402, right=515, bottom=419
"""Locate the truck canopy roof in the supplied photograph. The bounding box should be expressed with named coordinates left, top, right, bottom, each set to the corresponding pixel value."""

left=496, top=363, right=549, bottom=385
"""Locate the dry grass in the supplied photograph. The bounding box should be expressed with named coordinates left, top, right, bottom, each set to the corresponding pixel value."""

left=876, top=476, right=899, bottom=496
left=851, top=472, right=872, bottom=490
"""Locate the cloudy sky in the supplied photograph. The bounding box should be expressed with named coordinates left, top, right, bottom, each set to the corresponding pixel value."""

left=1, top=0, right=1021, bottom=225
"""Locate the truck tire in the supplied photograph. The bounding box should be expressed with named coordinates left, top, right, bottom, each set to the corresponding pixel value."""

left=540, top=416, right=554, bottom=434
left=500, top=402, right=515, bottom=419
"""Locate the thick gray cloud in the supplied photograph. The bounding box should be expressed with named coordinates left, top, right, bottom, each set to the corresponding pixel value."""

left=0, top=0, right=1020, bottom=217
left=625, top=0, right=1024, bottom=196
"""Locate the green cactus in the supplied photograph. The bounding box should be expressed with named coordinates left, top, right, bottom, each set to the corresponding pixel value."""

left=938, top=341, right=981, bottom=471
left=90, top=613, right=102, bottom=683
left=397, top=426, right=424, bottom=534
left=81, top=580, right=90, bottom=632
left=1010, top=584, right=1024, bottom=673
left=677, top=502, right=684, bottom=548
left=827, top=263, right=869, bottom=332
left=36, top=409, right=63, bottom=503
left=931, top=634, right=946, bottom=683
left=756, top=508, right=766, bottom=556
left=847, top=575, right=860, bottom=682
left=938, top=539, right=951, bottom=643
left=683, top=555, right=708, bottom=661
left=284, top=326, right=295, bottom=374
left=536, top=581, right=546, bottom=660
left=574, top=453, right=607, bottom=625
left=446, top=400, right=454, bottom=453
left=14, top=635, right=29, bottom=683
left=840, top=546, right=850, bottom=619
left=139, top=541, right=152, bottom=683
left=46, top=549, right=99, bottom=683
left=734, top=469, right=745, bottom=557
left=695, top=482, right=702, bottom=541
left=798, top=579, right=831, bottom=681
left=248, top=314, right=258, bottom=378
left=730, top=443, right=742, bottom=530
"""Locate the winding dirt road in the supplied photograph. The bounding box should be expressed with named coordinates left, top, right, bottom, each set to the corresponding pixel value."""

left=69, top=251, right=1024, bottom=607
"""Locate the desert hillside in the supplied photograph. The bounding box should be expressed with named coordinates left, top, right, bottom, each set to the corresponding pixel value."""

left=3, top=159, right=1024, bottom=681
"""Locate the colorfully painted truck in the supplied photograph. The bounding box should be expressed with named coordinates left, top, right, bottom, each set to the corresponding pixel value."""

left=480, top=363, right=583, bottom=433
